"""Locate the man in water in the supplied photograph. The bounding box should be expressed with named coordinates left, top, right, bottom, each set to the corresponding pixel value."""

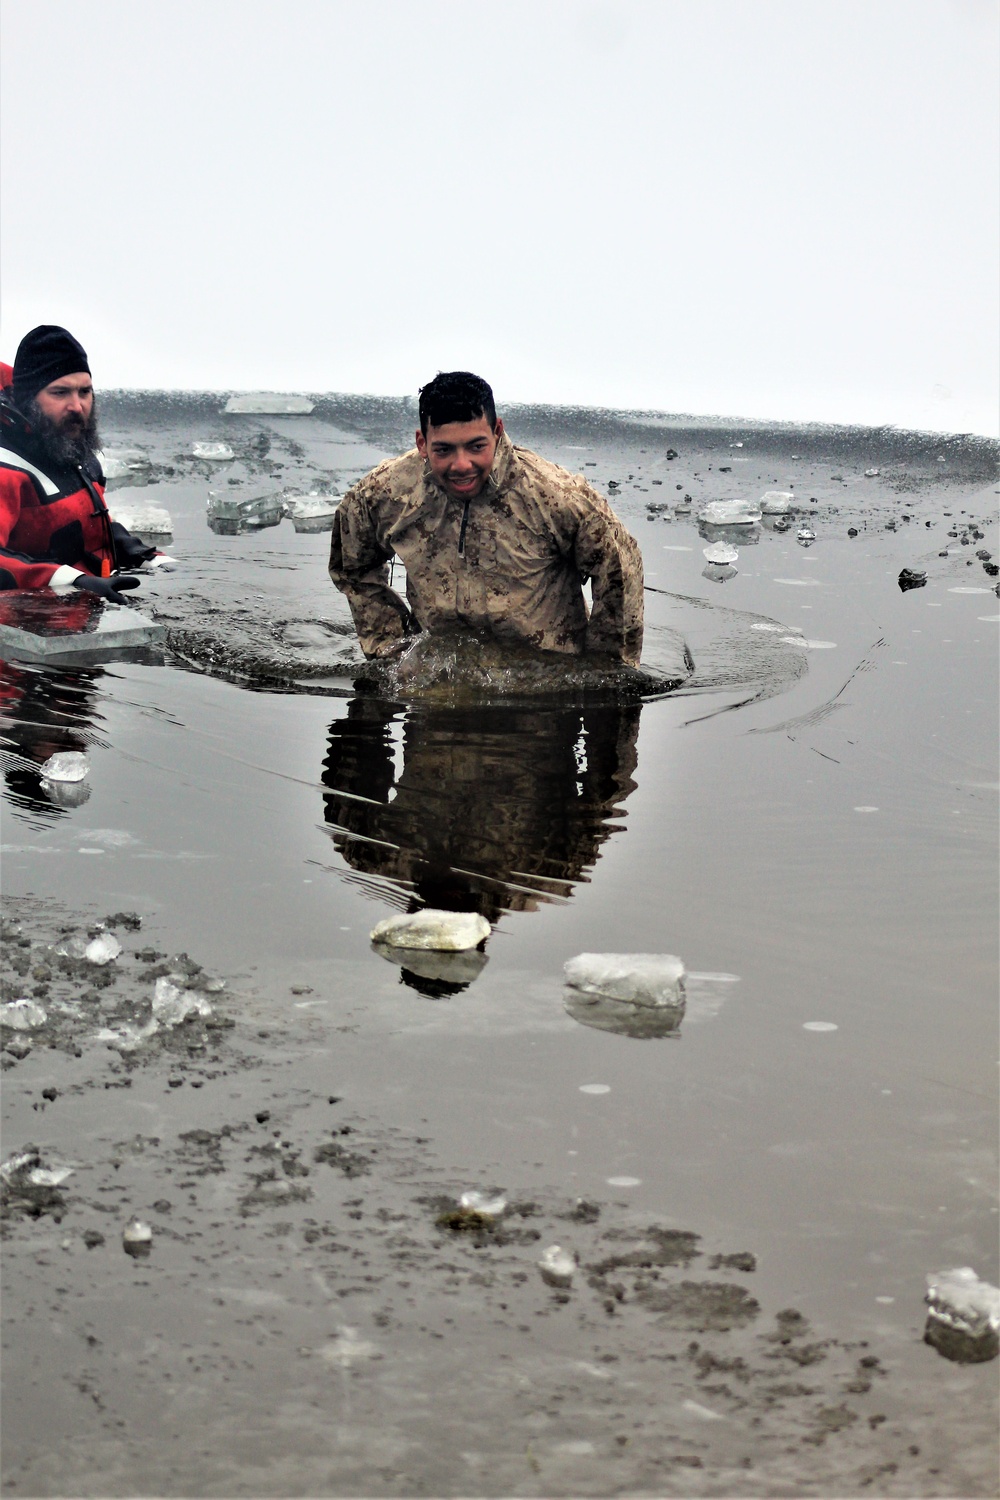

left=329, top=370, right=643, bottom=664
left=0, top=325, right=162, bottom=600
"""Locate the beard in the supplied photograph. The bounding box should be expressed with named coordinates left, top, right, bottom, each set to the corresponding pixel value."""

left=26, top=398, right=101, bottom=467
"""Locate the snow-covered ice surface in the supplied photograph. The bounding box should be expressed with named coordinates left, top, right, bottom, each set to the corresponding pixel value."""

left=1, top=394, right=997, bottom=1498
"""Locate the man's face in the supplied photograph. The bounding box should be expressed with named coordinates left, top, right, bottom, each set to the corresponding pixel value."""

left=34, top=372, right=94, bottom=432
left=28, top=372, right=99, bottom=465
left=416, top=415, right=504, bottom=501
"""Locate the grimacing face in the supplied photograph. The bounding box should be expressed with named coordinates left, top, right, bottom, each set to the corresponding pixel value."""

left=416, top=415, right=504, bottom=501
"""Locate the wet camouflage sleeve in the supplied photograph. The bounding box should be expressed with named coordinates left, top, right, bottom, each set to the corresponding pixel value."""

left=328, top=473, right=419, bottom=659
left=568, top=479, right=645, bottom=666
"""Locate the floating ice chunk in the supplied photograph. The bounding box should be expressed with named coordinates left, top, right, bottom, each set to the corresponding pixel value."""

left=579, top=1083, right=611, bottom=1094
left=370, top=909, right=490, bottom=952
left=698, top=499, right=762, bottom=525
left=606, top=1176, right=641, bottom=1187
left=98, top=447, right=150, bottom=479
left=803, top=1021, right=838, bottom=1032
left=283, top=493, right=339, bottom=533
left=109, top=500, right=173, bottom=540
left=96, top=1020, right=159, bottom=1051
left=123, top=1217, right=153, bottom=1256
left=924, top=1268, right=1000, bottom=1363
left=864, top=467, right=880, bottom=477
left=55, top=934, right=89, bottom=958
left=460, top=1190, right=507, bottom=1216
left=192, top=441, right=234, bottom=461
left=39, top=751, right=89, bottom=783
left=0, top=999, right=47, bottom=1030
left=703, top=542, right=739, bottom=565
left=539, top=1245, right=575, bottom=1287
left=206, top=490, right=283, bottom=535
left=223, top=393, right=315, bottom=415
left=85, top=932, right=121, bottom=965
left=797, top=528, right=816, bottom=543
left=760, top=491, right=795, bottom=514
left=1, top=1149, right=40, bottom=1183
left=283, top=493, right=337, bottom=516
left=682, top=1398, right=726, bottom=1421
left=564, top=952, right=685, bottom=1008
left=152, top=976, right=212, bottom=1026
left=29, top=1166, right=74, bottom=1187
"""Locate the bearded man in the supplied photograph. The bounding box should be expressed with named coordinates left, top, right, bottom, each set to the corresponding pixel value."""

left=329, top=371, right=644, bottom=665
left=0, top=325, right=162, bottom=602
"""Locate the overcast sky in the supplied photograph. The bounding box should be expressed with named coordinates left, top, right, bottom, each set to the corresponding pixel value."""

left=2, top=0, right=997, bottom=434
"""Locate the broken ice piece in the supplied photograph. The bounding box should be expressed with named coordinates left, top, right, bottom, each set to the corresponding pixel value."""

left=223, top=393, right=315, bottom=415
left=797, top=528, right=816, bottom=543
left=538, top=1245, right=575, bottom=1288
left=29, top=1166, right=74, bottom=1187
left=698, top=499, right=762, bottom=525
left=760, top=491, right=795, bottom=514
left=84, top=932, right=121, bottom=965
left=1, top=1148, right=41, bottom=1183
left=55, top=934, right=89, bottom=958
left=98, top=447, right=150, bottom=479
left=864, top=468, right=880, bottom=477
left=459, top=1190, right=507, bottom=1217
left=152, top=976, right=212, bottom=1026
left=0, top=999, right=47, bottom=1030
left=283, top=493, right=339, bottom=533
left=95, top=1020, right=160, bottom=1051
left=123, top=1218, right=153, bottom=1256
left=39, top=751, right=89, bottom=783
left=370, top=910, right=490, bottom=952
left=192, top=441, right=234, bottom=461
left=109, top=500, right=173, bottom=540
left=703, top=542, right=739, bottom=565
left=924, top=1267, right=1000, bottom=1363
left=564, top=953, right=685, bottom=1008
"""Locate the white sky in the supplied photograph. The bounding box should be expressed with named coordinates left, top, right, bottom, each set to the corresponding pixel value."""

left=2, top=0, right=997, bottom=434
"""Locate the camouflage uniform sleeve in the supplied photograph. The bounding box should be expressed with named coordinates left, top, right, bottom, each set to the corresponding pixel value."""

left=328, top=477, right=419, bottom=659
left=569, top=482, right=645, bottom=666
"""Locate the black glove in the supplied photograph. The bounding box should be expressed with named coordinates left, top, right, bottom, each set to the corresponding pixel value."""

left=110, top=521, right=158, bottom=567
left=72, top=573, right=141, bottom=607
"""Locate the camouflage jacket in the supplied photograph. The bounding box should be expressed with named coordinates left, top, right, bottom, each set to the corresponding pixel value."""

left=328, top=433, right=644, bottom=664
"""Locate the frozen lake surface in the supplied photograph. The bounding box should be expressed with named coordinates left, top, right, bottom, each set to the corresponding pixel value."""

left=1, top=393, right=997, bottom=1496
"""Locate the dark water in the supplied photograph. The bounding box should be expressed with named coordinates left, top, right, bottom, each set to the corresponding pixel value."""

left=1, top=395, right=997, bottom=1496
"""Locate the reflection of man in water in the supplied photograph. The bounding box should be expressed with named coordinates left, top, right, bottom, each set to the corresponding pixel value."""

left=0, top=662, right=101, bottom=819
left=329, top=371, right=643, bottom=665
left=321, top=697, right=641, bottom=993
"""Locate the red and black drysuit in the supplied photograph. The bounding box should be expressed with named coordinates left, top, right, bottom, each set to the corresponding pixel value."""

left=0, top=363, right=153, bottom=592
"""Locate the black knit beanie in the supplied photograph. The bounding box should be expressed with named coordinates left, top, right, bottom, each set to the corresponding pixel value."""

left=12, top=326, right=91, bottom=411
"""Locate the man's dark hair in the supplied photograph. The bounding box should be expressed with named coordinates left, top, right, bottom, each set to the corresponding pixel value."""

left=418, top=371, right=496, bottom=435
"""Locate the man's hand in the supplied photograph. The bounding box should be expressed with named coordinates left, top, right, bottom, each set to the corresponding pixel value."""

left=72, top=573, right=141, bottom=607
